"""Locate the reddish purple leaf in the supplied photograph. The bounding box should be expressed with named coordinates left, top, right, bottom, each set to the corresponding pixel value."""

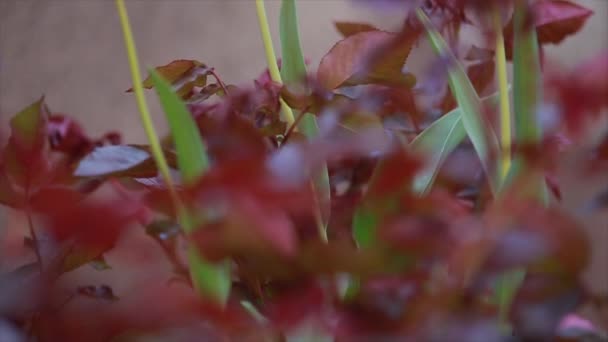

left=317, top=31, right=417, bottom=90
left=504, top=0, right=594, bottom=59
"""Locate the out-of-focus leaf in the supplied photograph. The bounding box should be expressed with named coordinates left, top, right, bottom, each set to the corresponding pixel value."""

left=89, top=255, right=112, bottom=271
left=505, top=0, right=548, bottom=202
left=352, top=147, right=422, bottom=248
left=557, top=313, right=607, bottom=341
left=317, top=31, right=416, bottom=90
left=196, top=113, right=268, bottom=163
left=334, top=21, right=379, bottom=37
left=417, top=8, right=501, bottom=194
left=0, top=165, right=22, bottom=207
left=145, top=219, right=181, bottom=241
left=546, top=49, right=608, bottom=136
left=533, top=0, right=593, bottom=44
left=129, top=60, right=210, bottom=100
left=77, top=285, right=119, bottom=301
left=32, top=193, right=140, bottom=272
left=504, top=0, right=594, bottom=59
left=191, top=195, right=298, bottom=261
left=73, top=145, right=149, bottom=177
left=352, top=207, right=379, bottom=248
left=4, top=96, right=51, bottom=189
left=149, top=68, right=231, bottom=306
left=280, top=0, right=331, bottom=232
left=9, top=97, right=48, bottom=150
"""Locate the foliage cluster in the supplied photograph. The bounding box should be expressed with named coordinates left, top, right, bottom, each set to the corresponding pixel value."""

left=0, top=0, right=606, bottom=341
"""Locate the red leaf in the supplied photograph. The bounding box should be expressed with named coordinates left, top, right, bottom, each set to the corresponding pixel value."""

left=504, top=0, right=593, bottom=59
left=191, top=193, right=298, bottom=260
left=533, top=0, right=593, bottom=45
left=317, top=31, right=417, bottom=90
left=365, top=145, right=423, bottom=201
left=264, top=281, right=326, bottom=330
left=47, top=114, right=95, bottom=161
left=129, top=59, right=211, bottom=100
left=37, top=195, right=141, bottom=269
left=546, top=50, right=608, bottom=135
left=196, top=113, right=270, bottom=163
left=334, top=21, right=379, bottom=37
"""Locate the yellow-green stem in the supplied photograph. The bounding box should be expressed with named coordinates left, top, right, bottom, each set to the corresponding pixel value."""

left=115, top=0, right=180, bottom=206
left=255, top=0, right=295, bottom=126
left=494, top=7, right=512, bottom=182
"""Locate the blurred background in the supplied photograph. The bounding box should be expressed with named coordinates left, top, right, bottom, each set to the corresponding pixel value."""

left=1, top=0, right=607, bottom=327
left=1, top=0, right=606, bottom=142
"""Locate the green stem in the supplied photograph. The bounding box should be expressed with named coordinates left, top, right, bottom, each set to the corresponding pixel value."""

left=115, top=0, right=180, bottom=206
left=493, top=7, right=512, bottom=183
left=254, top=0, right=296, bottom=126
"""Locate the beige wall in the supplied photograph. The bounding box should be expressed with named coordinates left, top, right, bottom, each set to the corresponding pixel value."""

left=1, top=0, right=605, bottom=142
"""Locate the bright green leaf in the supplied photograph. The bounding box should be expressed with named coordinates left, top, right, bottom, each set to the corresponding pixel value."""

left=149, top=69, right=230, bottom=305
left=149, top=69, right=209, bottom=185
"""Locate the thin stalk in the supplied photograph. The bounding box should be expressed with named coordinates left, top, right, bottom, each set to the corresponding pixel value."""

left=115, top=0, right=180, bottom=207
left=493, top=7, right=512, bottom=182
left=254, top=0, right=295, bottom=126
left=26, top=207, right=43, bottom=270
left=209, top=68, right=229, bottom=95
left=117, top=1, right=230, bottom=305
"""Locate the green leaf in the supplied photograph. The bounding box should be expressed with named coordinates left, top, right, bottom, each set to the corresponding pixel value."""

left=186, top=246, right=231, bottom=305
left=149, top=69, right=209, bottom=185
left=410, top=108, right=465, bottom=195
left=352, top=206, right=379, bottom=249
left=149, top=69, right=230, bottom=305
left=416, top=9, right=501, bottom=194
left=411, top=92, right=502, bottom=195
left=280, top=0, right=307, bottom=86
left=9, top=96, right=47, bottom=150
left=494, top=0, right=549, bottom=330
left=353, top=92, right=501, bottom=249
left=494, top=268, right=526, bottom=331
left=504, top=0, right=549, bottom=203
left=280, top=0, right=331, bottom=232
